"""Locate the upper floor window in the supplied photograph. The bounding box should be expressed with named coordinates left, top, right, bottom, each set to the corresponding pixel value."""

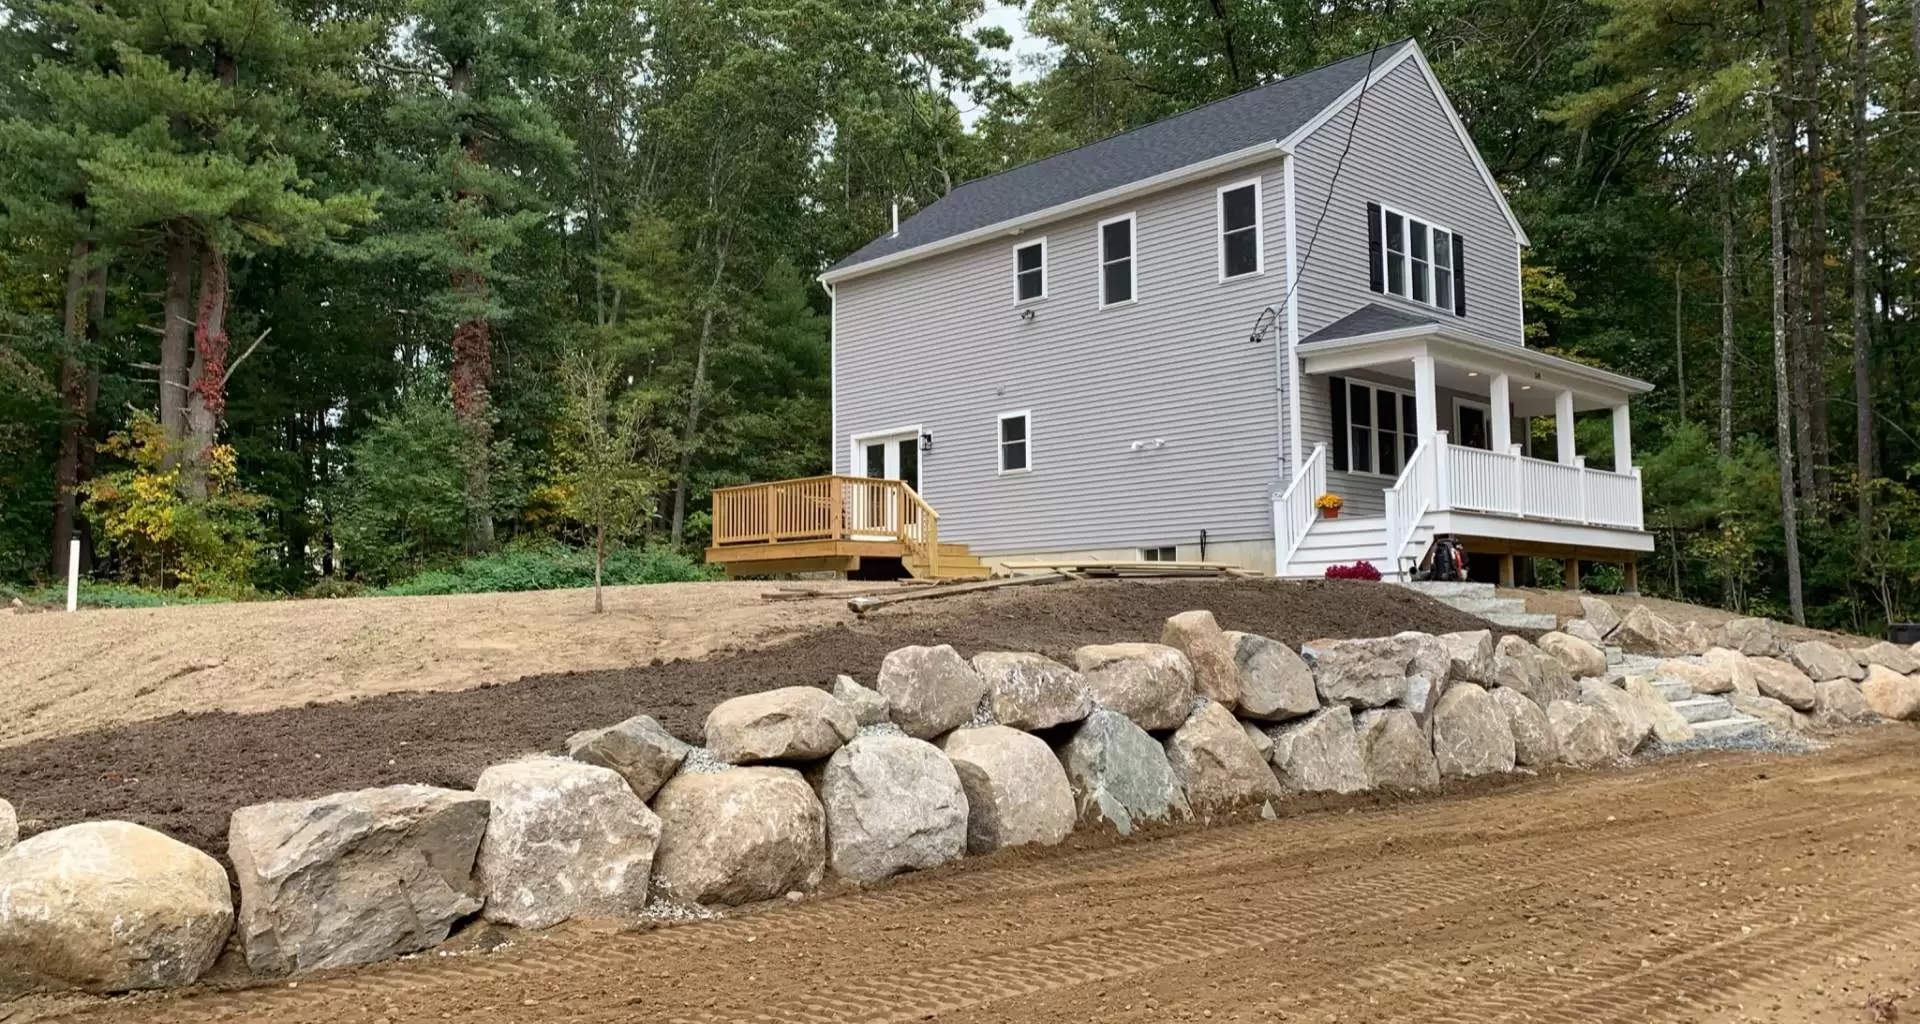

left=1014, top=239, right=1046, bottom=303
left=1368, top=203, right=1464, bottom=316
left=1218, top=181, right=1262, bottom=279
left=1099, top=213, right=1136, bottom=307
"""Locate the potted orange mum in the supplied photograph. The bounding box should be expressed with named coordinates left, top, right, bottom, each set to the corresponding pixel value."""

left=1314, top=493, right=1344, bottom=520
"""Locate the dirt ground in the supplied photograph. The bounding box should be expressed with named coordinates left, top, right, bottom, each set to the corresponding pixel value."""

left=0, top=578, right=1501, bottom=862
left=1509, top=588, right=1869, bottom=644
left=0, top=581, right=877, bottom=749
left=29, top=726, right=1920, bottom=1024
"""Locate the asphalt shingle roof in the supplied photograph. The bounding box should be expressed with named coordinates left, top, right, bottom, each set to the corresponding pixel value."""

left=830, top=40, right=1414, bottom=275
left=1299, top=302, right=1439, bottom=345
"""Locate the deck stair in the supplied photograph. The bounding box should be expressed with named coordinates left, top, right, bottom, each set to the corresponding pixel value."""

left=905, top=543, right=991, bottom=580
left=1398, top=580, right=1557, bottom=630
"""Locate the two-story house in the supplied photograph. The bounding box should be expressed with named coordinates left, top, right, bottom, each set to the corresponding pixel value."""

left=705, top=39, right=1655, bottom=587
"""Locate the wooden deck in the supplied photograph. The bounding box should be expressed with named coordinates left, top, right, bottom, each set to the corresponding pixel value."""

left=704, top=475, right=989, bottom=579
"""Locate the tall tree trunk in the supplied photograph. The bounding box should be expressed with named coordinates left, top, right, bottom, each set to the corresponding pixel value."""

left=1719, top=160, right=1736, bottom=462
left=1800, top=0, right=1831, bottom=494
left=593, top=522, right=605, bottom=614
left=1674, top=262, right=1686, bottom=423
left=52, top=236, right=98, bottom=579
left=668, top=233, right=732, bottom=550
left=1849, top=0, right=1875, bottom=525
left=1784, top=171, right=1817, bottom=500
left=182, top=245, right=230, bottom=502
left=160, top=228, right=196, bottom=463
left=1768, top=97, right=1808, bottom=626
left=449, top=56, right=495, bottom=554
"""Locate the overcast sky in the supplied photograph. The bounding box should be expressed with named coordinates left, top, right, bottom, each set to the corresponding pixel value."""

left=960, top=4, right=1051, bottom=126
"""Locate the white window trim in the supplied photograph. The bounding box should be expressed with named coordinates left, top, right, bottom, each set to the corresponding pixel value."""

left=1378, top=204, right=1457, bottom=314
left=1342, top=379, right=1419, bottom=479
left=849, top=424, right=926, bottom=490
left=1013, top=236, right=1048, bottom=305
left=1097, top=212, right=1138, bottom=309
left=1216, top=179, right=1265, bottom=282
left=1141, top=546, right=1177, bottom=562
left=997, top=410, right=1033, bottom=475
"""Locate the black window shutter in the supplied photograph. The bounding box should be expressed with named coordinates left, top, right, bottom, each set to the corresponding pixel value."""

left=1452, top=233, right=1466, bottom=316
left=1366, top=204, right=1384, bottom=293
left=1329, top=376, right=1349, bottom=471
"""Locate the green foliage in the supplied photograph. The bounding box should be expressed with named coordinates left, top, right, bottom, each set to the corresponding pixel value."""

left=331, top=397, right=471, bottom=585
left=381, top=541, right=717, bottom=596
left=0, top=580, right=234, bottom=609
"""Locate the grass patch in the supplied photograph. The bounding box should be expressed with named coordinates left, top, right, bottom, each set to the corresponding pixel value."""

left=380, top=543, right=718, bottom=597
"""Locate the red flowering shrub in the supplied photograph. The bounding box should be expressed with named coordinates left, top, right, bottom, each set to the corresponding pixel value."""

left=1324, top=561, right=1382, bottom=581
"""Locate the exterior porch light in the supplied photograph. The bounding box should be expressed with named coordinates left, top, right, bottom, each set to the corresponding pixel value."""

left=921, top=433, right=935, bottom=453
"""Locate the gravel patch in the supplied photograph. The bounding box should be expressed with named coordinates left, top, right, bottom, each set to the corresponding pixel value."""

left=677, top=747, right=731, bottom=775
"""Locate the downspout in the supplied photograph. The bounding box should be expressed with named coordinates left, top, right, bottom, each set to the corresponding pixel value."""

left=823, top=277, right=837, bottom=473
left=1282, top=149, right=1303, bottom=477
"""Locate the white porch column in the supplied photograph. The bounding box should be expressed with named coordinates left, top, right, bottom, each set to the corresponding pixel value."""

left=1611, top=403, right=1632, bottom=473
left=1489, top=373, right=1512, bottom=452
left=1413, top=354, right=1438, bottom=440
left=1555, top=389, right=1576, bottom=465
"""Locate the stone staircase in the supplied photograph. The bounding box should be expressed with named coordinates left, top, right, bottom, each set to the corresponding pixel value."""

left=1622, top=653, right=1765, bottom=744
left=1398, top=581, right=1558, bottom=631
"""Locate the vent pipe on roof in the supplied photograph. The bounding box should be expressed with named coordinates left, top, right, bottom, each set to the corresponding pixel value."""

left=890, top=201, right=900, bottom=237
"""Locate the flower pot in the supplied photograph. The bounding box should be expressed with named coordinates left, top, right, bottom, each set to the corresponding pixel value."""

left=1321, top=507, right=1340, bottom=520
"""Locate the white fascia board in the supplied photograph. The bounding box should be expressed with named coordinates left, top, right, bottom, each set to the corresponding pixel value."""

left=1299, top=326, right=1653, bottom=398
left=819, top=142, right=1287, bottom=286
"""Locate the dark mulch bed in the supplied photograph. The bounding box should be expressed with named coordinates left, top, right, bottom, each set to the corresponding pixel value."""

left=0, top=578, right=1510, bottom=862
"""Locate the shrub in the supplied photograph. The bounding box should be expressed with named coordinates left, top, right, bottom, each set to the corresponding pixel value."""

left=381, top=541, right=717, bottom=596
left=331, top=397, right=470, bottom=585
left=1325, top=560, right=1382, bottom=581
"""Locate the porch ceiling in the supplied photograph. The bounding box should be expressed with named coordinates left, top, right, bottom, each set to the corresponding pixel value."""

left=1298, top=323, right=1652, bottom=413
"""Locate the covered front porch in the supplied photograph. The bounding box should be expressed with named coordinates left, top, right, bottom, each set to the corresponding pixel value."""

left=1275, top=317, right=1655, bottom=580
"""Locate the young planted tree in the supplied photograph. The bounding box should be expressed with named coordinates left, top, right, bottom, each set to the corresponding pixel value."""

left=555, top=348, right=654, bottom=613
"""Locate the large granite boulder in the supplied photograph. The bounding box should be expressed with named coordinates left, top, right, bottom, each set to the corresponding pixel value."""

left=1526, top=646, right=1580, bottom=707
left=1165, top=702, right=1283, bottom=811
left=229, top=785, right=489, bottom=975
left=1224, top=631, right=1319, bottom=721
left=1300, top=636, right=1413, bottom=709
left=1747, top=658, right=1818, bottom=711
left=1490, top=635, right=1535, bottom=692
left=1861, top=665, right=1920, bottom=721
left=474, top=757, right=660, bottom=930
left=942, top=726, right=1074, bottom=854
left=833, top=675, right=892, bottom=726
left=1355, top=708, right=1438, bottom=792
left=1564, top=618, right=1608, bottom=647
left=1161, top=610, right=1241, bottom=706
left=1578, top=680, right=1653, bottom=754
left=1856, top=641, right=1920, bottom=675
left=1439, top=630, right=1495, bottom=685
left=567, top=714, right=690, bottom=802
left=1397, top=631, right=1456, bottom=721
left=1546, top=700, right=1619, bottom=767
left=1072, top=643, right=1195, bottom=732
left=1787, top=641, right=1863, bottom=683
left=1578, top=597, right=1623, bottom=638
left=1706, top=647, right=1759, bottom=695
left=1615, top=606, right=1691, bottom=657
left=816, top=734, right=966, bottom=884
left=1813, top=679, right=1878, bottom=727
left=1539, top=631, right=1607, bottom=680
left=705, top=686, right=858, bottom=764
left=1728, top=693, right=1811, bottom=733
left=970, top=652, right=1093, bottom=732
left=0, top=799, right=13, bottom=853
left=1057, top=708, right=1190, bottom=835
left=877, top=645, right=990, bottom=739
left=0, top=822, right=231, bottom=992
left=1488, top=687, right=1559, bottom=767
left=1655, top=656, right=1731, bottom=697
left=1270, top=705, right=1371, bottom=794
left=1241, top=720, right=1274, bottom=760
left=1623, top=675, right=1695, bottom=743
left=1431, top=683, right=1516, bottom=779
left=652, top=768, right=826, bottom=905
left=1719, top=617, right=1785, bottom=658
left=1682, top=622, right=1717, bottom=656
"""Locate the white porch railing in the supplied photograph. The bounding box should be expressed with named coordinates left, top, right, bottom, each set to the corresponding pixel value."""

left=1272, top=444, right=1327, bottom=575
left=1443, top=438, right=1643, bottom=530
left=1382, top=437, right=1437, bottom=577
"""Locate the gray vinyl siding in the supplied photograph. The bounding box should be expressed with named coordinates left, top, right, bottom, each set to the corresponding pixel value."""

left=1287, top=58, right=1525, bottom=500
left=832, top=160, right=1290, bottom=556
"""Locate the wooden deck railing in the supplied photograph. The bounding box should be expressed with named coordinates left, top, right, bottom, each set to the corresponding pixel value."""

left=710, top=474, right=939, bottom=575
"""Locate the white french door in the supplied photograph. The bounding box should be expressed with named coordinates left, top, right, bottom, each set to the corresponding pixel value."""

left=849, top=430, right=921, bottom=537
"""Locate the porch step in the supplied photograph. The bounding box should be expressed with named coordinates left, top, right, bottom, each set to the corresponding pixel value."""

left=1671, top=695, right=1736, bottom=724
left=1650, top=679, right=1695, bottom=701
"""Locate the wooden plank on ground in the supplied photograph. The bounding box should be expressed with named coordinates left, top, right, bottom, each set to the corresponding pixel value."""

left=994, top=560, right=1262, bottom=578
left=847, top=573, right=1066, bottom=614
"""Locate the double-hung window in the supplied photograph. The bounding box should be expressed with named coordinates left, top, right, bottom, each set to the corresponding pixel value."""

left=1369, top=204, right=1463, bottom=315
left=1217, top=181, right=1262, bottom=279
left=998, top=411, right=1030, bottom=473
left=1334, top=378, right=1419, bottom=478
left=1099, top=214, right=1136, bottom=306
left=1014, top=239, right=1046, bottom=303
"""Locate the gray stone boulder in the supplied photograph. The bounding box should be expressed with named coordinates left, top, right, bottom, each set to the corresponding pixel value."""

left=1539, top=631, right=1607, bottom=680
left=970, top=652, right=1093, bottom=732
left=1526, top=645, right=1581, bottom=707
left=0, top=822, right=231, bottom=992
left=1682, top=622, right=1717, bottom=656
left=1431, top=683, right=1516, bottom=779
left=1224, top=631, right=1319, bottom=721
left=1719, top=616, right=1785, bottom=658
left=1747, top=658, right=1817, bottom=711
left=566, top=714, right=690, bottom=802
left=1165, top=702, right=1283, bottom=810
left=1397, top=631, right=1456, bottom=721
left=0, top=799, right=13, bottom=853
left=1073, top=643, right=1195, bottom=732
left=942, top=726, right=1074, bottom=854
left=1813, top=679, right=1878, bottom=728
left=1490, top=634, right=1535, bottom=692
left=1488, top=687, right=1559, bottom=767
left=1623, top=675, right=1694, bottom=743
left=877, top=645, right=990, bottom=739
left=1161, top=610, right=1241, bottom=706
left=1578, top=679, right=1654, bottom=754
left=474, top=757, right=660, bottom=930
left=1547, top=700, right=1619, bottom=767
left=1615, top=606, right=1691, bottom=657
left=1300, top=636, right=1413, bottom=709
left=1578, top=597, right=1622, bottom=638
left=1241, top=720, right=1274, bottom=760
left=1729, top=693, right=1811, bottom=733
left=818, top=734, right=967, bottom=883
left=833, top=675, right=892, bottom=726
left=1656, top=657, right=1729, bottom=696
left=653, top=767, right=826, bottom=905
left=1355, top=708, right=1438, bottom=792
left=1270, top=705, right=1372, bottom=794
left=1707, top=647, right=1759, bottom=695
left=1856, top=641, right=1920, bottom=675
left=229, top=784, right=489, bottom=975
left=1563, top=618, right=1608, bottom=647
left=1058, top=709, right=1189, bottom=835
left=1787, top=640, right=1863, bottom=683
left=1861, top=665, right=1920, bottom=721
left=705, top=686, right=858, bottom=764
left=1439, top=629, right=1495, bottom=685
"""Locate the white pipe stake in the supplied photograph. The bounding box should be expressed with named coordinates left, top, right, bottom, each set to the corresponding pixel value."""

left=66, top=537, right=80, bottom=612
